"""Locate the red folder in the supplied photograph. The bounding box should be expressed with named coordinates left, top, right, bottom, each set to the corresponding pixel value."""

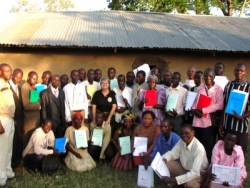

left=196, top=94, right=212, bottom=117
left=144, top=90, right=157, bottom=108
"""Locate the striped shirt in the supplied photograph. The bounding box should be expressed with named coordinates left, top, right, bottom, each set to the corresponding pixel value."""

left=223, top=79, right=250, bottom=133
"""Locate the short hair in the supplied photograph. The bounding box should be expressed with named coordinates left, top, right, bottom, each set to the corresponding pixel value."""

left=13, top=68, right=23, bottom=75
left=42, top=71, right=51, bottom=77
left=215, top=62, right=225, bottom=68
left=100, top=78, right=109, bottom=84
left=187, top=66, right=196, bottom=71
left=195, top=71, right=203, bottom=76
left=172, top=72, right=181, bottom=78
left=147, top=75, right=158, bottom=83
left=96, top=111, right=105, bottom=118
left=87, top=69, right=94, bottom=74
left=225, top=130, right=237, bottom=138
left=204, top=68, right=215, bottom=76
left=28, top=71, right=38, bottom=77
left=108, top=67, right=116, bottom=73
left=0, top=63, right=10, bottom=69
left=51, top=74, right=60, bottom=80
left=70, top=70, right=78, bottom=76
left=142, top=110, right=155, bottom=119
left=94, top=69, right=102, bottom=73
left=235, top=63, right=246, bottom=70
left=137, top=70, right=146, bottom=77
left=42, top=118, right=52, bottom=125
left=60, top=74, right=68, bottom=78
left=78, top=68, right=85, bottom=72
left=117, top=74, right=125, bottom=80
left=161, top=118, right=172, bottom=126
left=181, top=124, right=194, bottom=131
left=126, top=71, right=135, bottom=77
left=162, top=70, right=172, bottom=75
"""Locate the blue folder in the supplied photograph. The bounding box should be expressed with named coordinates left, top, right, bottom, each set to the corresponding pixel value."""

left=54, top=137, right=67, bottom=153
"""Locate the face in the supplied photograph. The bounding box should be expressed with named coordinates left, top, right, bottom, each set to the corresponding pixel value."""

left=151, top=68, right=159, bottom=77
left=42, top=73, right=51, bottom=85
left=180, top=127, right=195, bottom=144
left=187, top=67, right=196, bottom=79
left=118, top=77, right=125, bottom=88
left=194, top=73, right=203, bottom=87
left=108, top=69, right=116, bottom=79
left=78, top=70, right=86, bottom=81
left=60, top=75, right=68, bottom=86
left=204, top=71, right=214, bottom=86
left=101, top=80, right=109, bottom=90
left=160, top=121, right=172, bottom=137
left=171, top=74, right=180, bottom=87
left=42, top=121, right=52, bottom=134
left=73, top=116, right=82, bottom=127
left=28, top=74, right=38, bottom=86
left=124, top=119, right=133, bottom=129
left=71, top=71, right=79, bottom=83
left=162, top=71, right=171, bottom=84
left=214, top=64, right=224, bottom=76
left=51, top=76, right=60, bottom=88
left=126, top=72, right=135, bottom=84
left=12, top=71, right=23, bottom=85
left=96, top=113, right=104, bottom=125
left=142, top=113, right=154, bottom=127
left=148, top=78, right=157, bottom=89
left=94, top=70, right=102, bottom=81
left=136, top=73, right=145, bottom=85
left=224, top=134, right=236, bottom=151
left=234, top=65, right=246, bottom=82
left=87, top=71, right=95, bottom=81
left=0, top=65, right=12, bottom=81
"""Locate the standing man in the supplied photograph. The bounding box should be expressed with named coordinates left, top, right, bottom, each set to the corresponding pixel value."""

left=219, top=63, right=250, bottom=154
left=60, top=74, right=68, bottom=90
left=64, top=70, right=88, bottom=126
left=78, top=68, right=86, bottom=83
left=125, top=71, right=135, bottom=89
left=9, top=68, right=24, bottom=171
left=22, top=71, right=41, bottom=148
left=214, top=62, right=225, bottom=76
left=151, top=67, right=161, bottom=83
left=94, top=69, right=102, bottom=83
left=160, top=70, right=172, bottom=88
left=183, top=66, right=196, bottom=90
left=41, top=75, right=66, bottom=138
left=0, top=64, right=16, bottom=188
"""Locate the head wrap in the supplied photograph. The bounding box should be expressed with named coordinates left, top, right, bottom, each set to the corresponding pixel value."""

left=120, top=113, right=135, bottom=124
left=72, top=112, right=84, bottom=120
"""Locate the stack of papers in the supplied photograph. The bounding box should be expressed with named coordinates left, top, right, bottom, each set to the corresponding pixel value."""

left=133, top=64, right=151, bottom=80
left=151, top=152, right=170, bottom=178
left=30, top=90, right=39, bottom=102
left=137, top=165, right=154, bottom=188
left=133, top=137, right=147, bottom=156
left=185, top=91, right=197, bottom=111
left=118, top=136, right=131, bottom=155
left=214, top=76, right=229, bottom=90
left=86, top=85, right=98, bottom=105
left=225, top=89, right=249, bottom=116
left=54, top=137, right=68, bottom=153
left=74, top=130, right=88, bottom=148
left=165, top=94, right=178, bottom=111
left=144, top=90, right=157, bottom=108
left=91, top=129, right=103, bottom=146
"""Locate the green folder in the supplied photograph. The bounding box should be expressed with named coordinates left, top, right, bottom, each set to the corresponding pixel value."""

left=118, top=136, right=131, bottom=155
left=30, top=90, right=39, bottom=103
left=91, top=129, right=103, bottom=146
left=165, top=94, right=178, bottom=111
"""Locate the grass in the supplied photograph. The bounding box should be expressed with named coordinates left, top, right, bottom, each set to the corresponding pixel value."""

left=9, top=142, right=250, bottom=188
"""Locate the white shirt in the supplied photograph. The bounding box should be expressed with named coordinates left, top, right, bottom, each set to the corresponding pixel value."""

left=9, top=79, right=19, bottom=96
left=22, top=127, right=55, bottom=157
left=165, top=85, right=188, bottom=116
left=182, top=79, right=195, bottom=88
left=63, top=82, right=88, bottom=121
left=163, top=137, right=208, bottom=185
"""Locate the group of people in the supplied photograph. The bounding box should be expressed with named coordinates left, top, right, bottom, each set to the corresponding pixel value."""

left=0, top=62, right=249, bottom=188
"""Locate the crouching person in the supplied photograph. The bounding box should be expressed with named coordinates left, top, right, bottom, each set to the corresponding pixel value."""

left=22, top=119, right=59, bottom=173
left=161, top=124, right=208, bottom=188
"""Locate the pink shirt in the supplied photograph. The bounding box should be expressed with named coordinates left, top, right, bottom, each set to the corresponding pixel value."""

left=211, top=140, right=247, bottom=185
left=192, top=83, right=223, bottom=128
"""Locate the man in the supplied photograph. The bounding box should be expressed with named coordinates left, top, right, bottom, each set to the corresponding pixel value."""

left=78, top=68, right=86, bottom=83
left=162, top=124, right=208, bottom=188
left=64, top=70, right=88, bottom=126
left=144, top=118, right=180, bottom=163
left=219, top=63, right=250, bottom=154
left=183, top=66, right=196, bottom=90
left=214, top=62, right=225, bottom=76
left=165, top=72, right=188, bottom=135
left=41, top=71, right=52, bottom=87
left=108, top=67, right=117, bottom=90
left=41, top=75, right=66, bottom=138
left=94, top=69, right=102, bottom=83
left=60, top=74, right=68, bottom=90
left=160, top=70, right=172, bottom=88
left=132, top=70, right=148, bottom=122
left=125, top=71, right=135, bottom=89
left=21, top=71, right=41, bottom=148
left=0, top=64, right=16, bottom=188
left=22, top=119, right=58, bottom=172
left=9, top=68, right=24, bottom=171
left=88, top=112, right=111, bottom=164
left=151, top=67, right=161, bottom=83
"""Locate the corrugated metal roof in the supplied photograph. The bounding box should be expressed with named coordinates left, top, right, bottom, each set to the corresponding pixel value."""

left=0, top=11, right=250, bottom=52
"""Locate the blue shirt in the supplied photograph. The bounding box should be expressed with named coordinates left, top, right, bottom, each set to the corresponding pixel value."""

left=150, top=132, right=180, bottom=157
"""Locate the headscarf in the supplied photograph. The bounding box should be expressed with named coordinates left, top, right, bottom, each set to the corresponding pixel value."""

left=120, top=113, right=135, bottom=124
left=72, top=112, right=84, bottom=120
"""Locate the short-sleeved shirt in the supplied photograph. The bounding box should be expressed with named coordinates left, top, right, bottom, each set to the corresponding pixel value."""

left=91, top=90, right=117, bottom=112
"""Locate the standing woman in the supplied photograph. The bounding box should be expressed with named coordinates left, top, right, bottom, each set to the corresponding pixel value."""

left=91, top=78, right=117, bottom=127
left=65, top=112, right=96, bottom=172
left=138, top=75, right=165, bottom=125
left=192, top=68, right=223, bottom=162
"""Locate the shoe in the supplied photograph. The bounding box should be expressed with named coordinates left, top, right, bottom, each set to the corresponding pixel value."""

left=0, top=183, right=13, bottom=188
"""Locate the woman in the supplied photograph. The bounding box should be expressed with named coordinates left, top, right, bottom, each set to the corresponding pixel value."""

left=111, top=113, right=135, bottom=170
left=64, top=112, right=96, bottom=172
left=132, top=111, right=161, bottom=164
left=91, top=78, right=117, bottom=126
left=138, top=75, right=165, bottom=125
left=210, top=132, right=247, bottom=188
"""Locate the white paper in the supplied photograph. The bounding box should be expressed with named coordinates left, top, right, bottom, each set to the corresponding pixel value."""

left=212, top=164, right=240, bottom=186
left=133, top=137, right=147, bottom=156
left=74, top=130, right=88, bottom=148
left=151, top=152, right=170, bottom=178
left=133, top=64, right=151, bottom=80
left=214, top=76, right=229, bottom=90
left=137, top=165, right=154, bottom=188
left=91, top=129, right=103, bottom=147
left=122, top=89, right=132, bottom=107
left=185, top=91, right=198, bottom=111
left=116, top=93, right=126, bottom=107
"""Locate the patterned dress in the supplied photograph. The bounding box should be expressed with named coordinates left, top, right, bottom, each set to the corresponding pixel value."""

left=65, top=126, right=96, bottom=172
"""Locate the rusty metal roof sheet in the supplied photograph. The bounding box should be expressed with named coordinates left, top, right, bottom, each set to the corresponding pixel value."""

left=0, top=11, right=250, bottom=52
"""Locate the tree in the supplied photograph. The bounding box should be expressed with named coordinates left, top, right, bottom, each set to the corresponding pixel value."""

left=44, top=0, right=75, bottom=11
left=11, top=0, right=41, bottom=13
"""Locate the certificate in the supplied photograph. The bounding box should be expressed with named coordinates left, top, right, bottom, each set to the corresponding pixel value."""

left=151, top=152, right=170, bottom=178
left=116, top=93, right=126, bottom=107
left=185, top=91, right=197, bottom=111
left=133, top=137, right=147, bottom=156
left=214, top=76, right=229, bottom=90
left=118, top=136, right=131, bottom=155
left=122, top=89, right=132, bottom=107
left=86, top=85, right=97, bottom=105
left=91, top=129, right=103, bottom=147
left=212, top=164, right=240, bottom=186
left=54, top=137, right=68, bottom=153
left=137, top=165, right=154, bottom=188
left=74, top=130, right=88, bottom=148
left=110, top=79, right=119, bottom=90
left=133, top=64, right=151, bottom=80
left=165, top=93, right=178, bottom=111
